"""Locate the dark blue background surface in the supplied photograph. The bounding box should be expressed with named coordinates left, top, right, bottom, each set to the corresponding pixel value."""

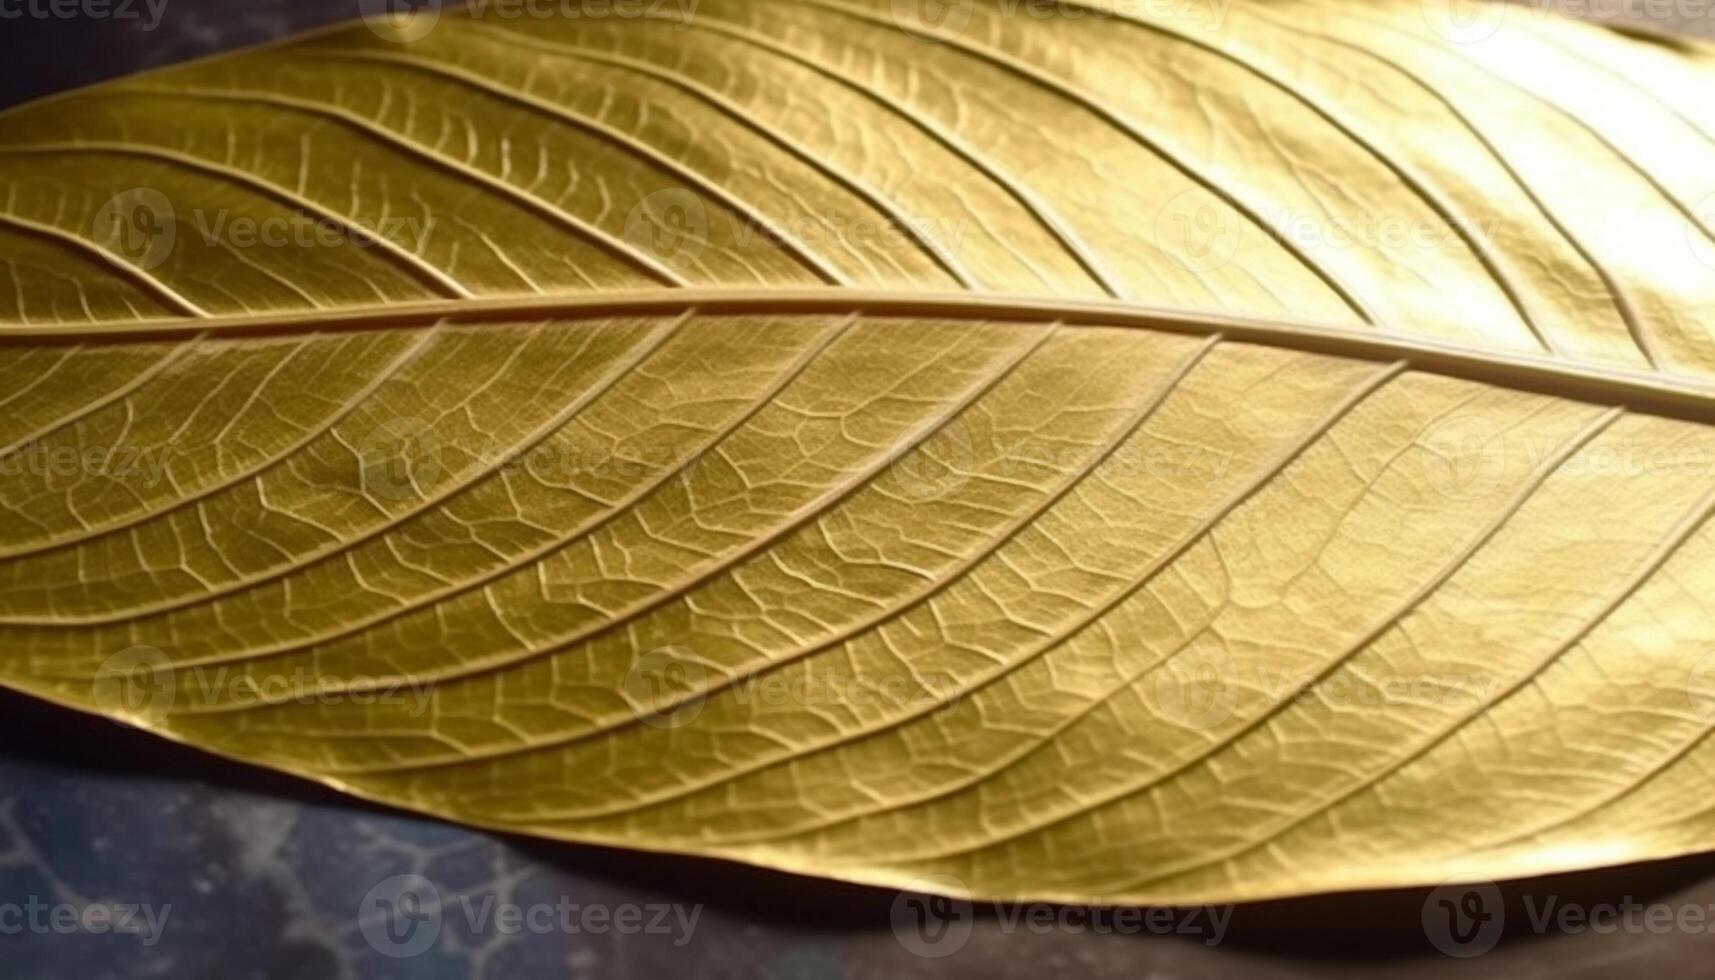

left=4, top=3, right=1715, bottom=977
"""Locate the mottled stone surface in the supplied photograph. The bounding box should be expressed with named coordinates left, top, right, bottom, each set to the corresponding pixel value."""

left=4, top=2, right=1715, bottom=978
left=8, top=685, right=1715, bottom=979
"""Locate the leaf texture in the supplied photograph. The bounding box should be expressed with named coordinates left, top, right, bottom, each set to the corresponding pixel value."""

left=4, top=0, right=1715, bottom=904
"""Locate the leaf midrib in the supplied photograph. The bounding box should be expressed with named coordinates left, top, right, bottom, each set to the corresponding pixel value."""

left=7, top=287, right=1715, bottom=423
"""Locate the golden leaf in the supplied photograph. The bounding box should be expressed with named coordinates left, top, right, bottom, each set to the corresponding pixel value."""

left=4, top=0, right=1715, bottom=905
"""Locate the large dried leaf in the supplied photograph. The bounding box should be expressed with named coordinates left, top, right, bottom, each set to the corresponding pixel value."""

left=4, top=0, right=1715, bottom=905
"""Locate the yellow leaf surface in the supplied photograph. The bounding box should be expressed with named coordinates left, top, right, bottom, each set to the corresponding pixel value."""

left=4, top=0, right=1715, bottom=904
